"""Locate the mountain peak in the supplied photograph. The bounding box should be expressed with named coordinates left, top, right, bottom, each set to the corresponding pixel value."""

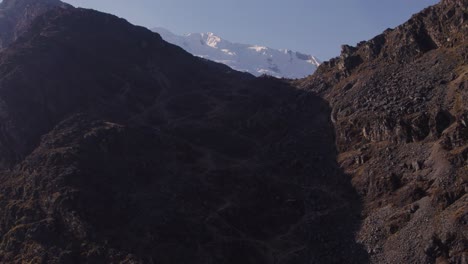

left=153, top=27, right=320, bottom=79
left=200, top=32, right=222, bottom=47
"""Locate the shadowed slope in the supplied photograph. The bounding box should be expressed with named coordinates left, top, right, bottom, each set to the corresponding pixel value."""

left=0, top=5, right=367, bottom=264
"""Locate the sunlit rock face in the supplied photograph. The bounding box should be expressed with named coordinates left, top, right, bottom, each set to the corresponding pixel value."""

left=298, top=0, right=467, bottom=263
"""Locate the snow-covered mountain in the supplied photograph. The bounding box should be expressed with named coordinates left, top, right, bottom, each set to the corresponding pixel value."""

left=152, top=27, right=320, bottom=79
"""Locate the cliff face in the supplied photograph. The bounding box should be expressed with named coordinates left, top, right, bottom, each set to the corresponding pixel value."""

left=298, top=0, right=467, bottom=263
left=0, top=4, right=368, bottom=264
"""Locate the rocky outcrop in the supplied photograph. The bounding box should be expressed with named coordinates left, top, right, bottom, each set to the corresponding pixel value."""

left=298, top=0, right=467, bottom=263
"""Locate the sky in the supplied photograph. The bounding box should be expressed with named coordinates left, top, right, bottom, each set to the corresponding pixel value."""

left=62, top=0, right=439, bottom=60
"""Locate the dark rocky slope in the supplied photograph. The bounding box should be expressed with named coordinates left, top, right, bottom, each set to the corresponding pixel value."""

left=0, top=2, right=367, bottom=263
left=0, top=0, right=70, bottom=49
left=298, top=0, right=467, bottom=263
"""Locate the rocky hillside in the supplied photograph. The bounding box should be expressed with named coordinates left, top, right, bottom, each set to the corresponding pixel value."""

left=298, top=0, right=467, bottom=263
left=0, top=1, right=366, bottom=263
left=0, top=0, right=465, bottom=263
left=0, top=0, right=70, bottom=48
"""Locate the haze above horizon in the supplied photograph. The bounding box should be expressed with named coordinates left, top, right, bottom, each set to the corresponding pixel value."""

left=62, top=0, right=439, bottom=60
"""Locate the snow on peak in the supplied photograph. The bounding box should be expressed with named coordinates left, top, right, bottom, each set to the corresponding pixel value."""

left=204, top=33, right=221, bottom=48
left=152, top=27, right=321, bottom=79
left=248, top=46, right=268, bottom=52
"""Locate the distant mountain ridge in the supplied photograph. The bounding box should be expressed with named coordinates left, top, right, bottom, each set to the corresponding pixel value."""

left=152, top=27, right=320, bottom=79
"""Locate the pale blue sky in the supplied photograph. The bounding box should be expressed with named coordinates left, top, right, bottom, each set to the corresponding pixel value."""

left=62, top=0, right=439, bottom=60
